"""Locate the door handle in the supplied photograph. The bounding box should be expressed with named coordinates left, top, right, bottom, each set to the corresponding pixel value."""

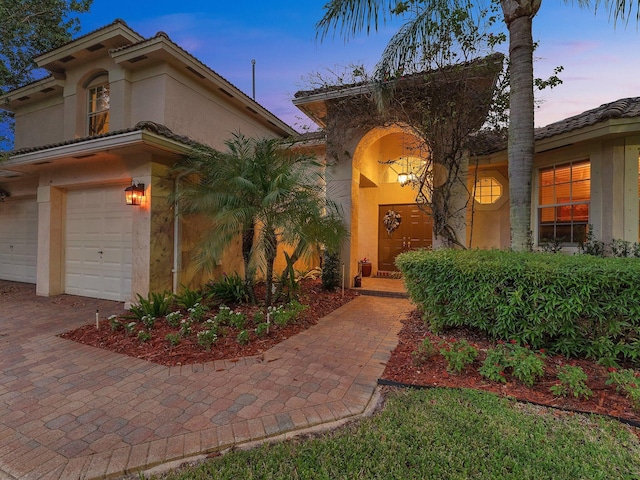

left=402, top=236, right=406, bottom=248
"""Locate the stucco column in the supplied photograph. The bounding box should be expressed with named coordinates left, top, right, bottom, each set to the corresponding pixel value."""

left=622, top=138, right=640, bottom=242
left=597, top=138, right=626, bottom=244
left=36, top=186, right=64, bottom=296
left=108, top=66, right=132, bottom=131
left=148, top=163, right=174, bottom=293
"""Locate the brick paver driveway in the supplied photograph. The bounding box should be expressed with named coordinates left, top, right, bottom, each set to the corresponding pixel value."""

left=0, top=280, right=409, bottom=479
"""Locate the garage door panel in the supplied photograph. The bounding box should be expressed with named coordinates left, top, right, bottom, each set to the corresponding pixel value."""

left=66, top=187, right=133, bottom=301
left=0, top=199, right=38, bottom=283
left=105, top=223, right=131, bottom=234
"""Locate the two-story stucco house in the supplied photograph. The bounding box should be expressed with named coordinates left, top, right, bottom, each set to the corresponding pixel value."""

left=4, top=18, right=640, bottom=301
left=0, top=20, right=295, bottom=302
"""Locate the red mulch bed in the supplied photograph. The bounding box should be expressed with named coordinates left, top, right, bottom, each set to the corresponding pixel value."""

left=381, top=310, right=640, bottom=426
left=60, top=279, right=358, bottom=367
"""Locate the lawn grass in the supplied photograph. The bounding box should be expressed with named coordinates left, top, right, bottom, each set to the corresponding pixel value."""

left=146, top=388, right=640, bottom=479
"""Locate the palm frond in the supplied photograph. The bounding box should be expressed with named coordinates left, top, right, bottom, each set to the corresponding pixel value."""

left=316, top=0, right=398, bottom=42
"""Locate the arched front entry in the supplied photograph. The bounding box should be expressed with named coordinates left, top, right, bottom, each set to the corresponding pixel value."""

left=349, top=125, right=432, bottom=277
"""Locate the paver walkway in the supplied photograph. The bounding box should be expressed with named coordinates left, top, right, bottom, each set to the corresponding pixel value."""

left=0, top=281, right=410, bottom=479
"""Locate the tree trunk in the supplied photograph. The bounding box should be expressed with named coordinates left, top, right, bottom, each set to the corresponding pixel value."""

left=242, top=224, right=256, bottom=304
left=264, top=227, right=278, bottom=307
left=503, top=6, right=537, bottom=251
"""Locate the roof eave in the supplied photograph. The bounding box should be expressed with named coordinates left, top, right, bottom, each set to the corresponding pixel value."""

left=35, top=20, right=144, bottom=72
left=5, top=130, right=191, bottom=168
left=535, top=117, right=640, bottom=153
left=0, top=77, right=64, bottom=111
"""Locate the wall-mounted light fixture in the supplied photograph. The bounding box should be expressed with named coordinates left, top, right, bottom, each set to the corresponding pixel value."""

left=124, top=181, right=145, bottom=206
left=0, top=188, right=9, bottom=202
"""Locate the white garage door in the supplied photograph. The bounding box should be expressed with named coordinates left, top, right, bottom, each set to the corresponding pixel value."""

left=0, top=198, right=38, bottom=283
left=66, top=186, right=133, bottom=301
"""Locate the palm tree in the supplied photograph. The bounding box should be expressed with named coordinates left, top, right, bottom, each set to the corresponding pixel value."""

left=275, top=196, right=348, bottom=299
left=173, top=133, right=346, bottom=306
left=600, top=0, right=640, bottom=22
left=317, top=0, right=589, bottom=251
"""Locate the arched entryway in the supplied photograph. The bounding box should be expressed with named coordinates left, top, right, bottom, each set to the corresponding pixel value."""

left=351, top=125, right=432, bottom=276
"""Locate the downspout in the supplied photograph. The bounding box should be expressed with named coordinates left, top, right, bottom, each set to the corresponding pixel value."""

left=172, top=172, right=186, bottom=294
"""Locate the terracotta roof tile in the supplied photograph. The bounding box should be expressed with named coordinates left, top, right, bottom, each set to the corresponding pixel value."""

left=534, top=97, right=640, bottom=141
left=471, top=97, right=640, bottom=156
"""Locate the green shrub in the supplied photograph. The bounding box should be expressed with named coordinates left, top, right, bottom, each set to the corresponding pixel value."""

left=215, top=305, right=246, bottom=327
left=129, top=291, right=173, bottom=319
left=141, top=314, right=155, bottom=330
left=137, top=330, right=151, bottom=343
left=196, top=329, right=218, bottom=351
left=606, top=368, right=640, bottom=409
left=229, top=313, right=247, bottom=329
left=109, top=315, right=122, bottom=331
left=322, top=251, right=341, bottom=291
left=253, top=310, right=265, bottom=323
left=187, top=303, right=209, bottom=323
left=255, top=322, right=269, bottom=337
left=124, top=321, right=137, bottom=336
left=175, top=285, right=204, bottom=310
left=440, top=339, right=478, bottom=374
left=180, top=319, right=192, bottom=337
left=268, top=300, right=307, bottom=327
left=237, top=330, right=250, bottom=345
left=165, top=311, right=183, bottom=328
left=397, top=249, right=640, bottom=364
left=550, top=365, right=592, bottom=400
left=479, top=342, right=545, bottom=387
left=413, top=336, right=438, bottom=366
left=207, top=273, right=247, bottom=304
left=165, top=333, right=181, bottom=346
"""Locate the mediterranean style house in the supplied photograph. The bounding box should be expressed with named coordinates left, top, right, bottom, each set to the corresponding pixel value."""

left=2, top=18, right=639, bottom=301
left=0, top=20, right=294, bottom=302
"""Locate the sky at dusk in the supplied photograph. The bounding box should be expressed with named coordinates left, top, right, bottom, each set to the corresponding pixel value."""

left=77, top=1, right=640, bottom=132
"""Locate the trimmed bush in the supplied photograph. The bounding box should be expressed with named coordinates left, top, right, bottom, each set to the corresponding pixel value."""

left=322, top=251, right=342, bottom=291
left=396, top=249, right=640, bottom=364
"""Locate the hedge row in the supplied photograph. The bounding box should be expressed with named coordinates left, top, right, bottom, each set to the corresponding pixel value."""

left=396, top=249, right=640, bottom=364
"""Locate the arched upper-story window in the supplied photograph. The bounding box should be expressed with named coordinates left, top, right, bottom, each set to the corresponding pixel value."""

left=86, top=73, right=110, bottom=136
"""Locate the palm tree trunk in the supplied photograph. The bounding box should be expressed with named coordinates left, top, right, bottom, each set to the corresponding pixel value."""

left=274, top=241, right=305, bottom=301
left=242, top=225, right=256, bottom=304
left=264, top=228, right=278, bottom=306
left=505, top=12, right=536, bottom=251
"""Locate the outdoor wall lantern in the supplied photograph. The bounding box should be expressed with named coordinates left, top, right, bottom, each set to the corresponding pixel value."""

left=124, top=181, right=145, bottom=206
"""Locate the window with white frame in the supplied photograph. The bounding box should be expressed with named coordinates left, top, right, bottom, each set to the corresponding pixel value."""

left=87, top=82, right=110, bottom=136
left=538, top=160, right=590, bottom=244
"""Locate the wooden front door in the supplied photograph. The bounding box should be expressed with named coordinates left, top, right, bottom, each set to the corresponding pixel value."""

left=378, top=204, right=432, bottom=271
